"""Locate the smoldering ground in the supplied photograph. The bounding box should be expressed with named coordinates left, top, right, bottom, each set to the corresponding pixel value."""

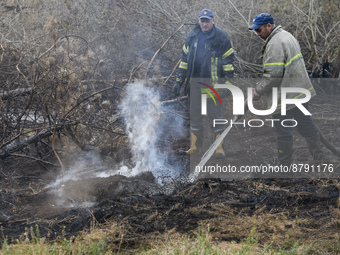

left=42, top=81, right=187, bottom=209
left=1, top=81, right=340, bottom=251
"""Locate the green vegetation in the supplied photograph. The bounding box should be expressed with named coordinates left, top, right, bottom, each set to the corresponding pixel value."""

left=1, top=223, right=336, bottom=254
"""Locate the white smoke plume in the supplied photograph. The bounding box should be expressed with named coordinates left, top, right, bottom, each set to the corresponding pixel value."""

left=47, top=81, right=183, bottom=207
left=119, top=81, right=183, bottom=182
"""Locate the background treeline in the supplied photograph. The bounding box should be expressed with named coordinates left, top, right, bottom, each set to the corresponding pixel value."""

left=0, top=0, right=339, bottom=168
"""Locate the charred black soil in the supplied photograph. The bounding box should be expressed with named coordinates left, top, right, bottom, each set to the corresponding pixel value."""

left=1, top=93, right=340, bottom=252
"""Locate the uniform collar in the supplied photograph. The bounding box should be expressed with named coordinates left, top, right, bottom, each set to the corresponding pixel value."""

left=191, top=24, right=216, bottom=38
left=262, top=25, right=282, bottom=52
left=265, top=25, right=282, bottom=42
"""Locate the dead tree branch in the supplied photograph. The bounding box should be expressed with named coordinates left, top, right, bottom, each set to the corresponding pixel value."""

left=9, top=153, right=61, bottom=167
left=163, top=58, right=181, bottom=87
left=0, top=124, right=67, bottom=160
left=37, top=35, right=95, bottom=61
left=0, top=88, right=32, bottom=99
left=15, top=63, right=35, bottom=133
left=61, top=84, right=124, bottom=121
left=145, top=24, right=184, bottom=80
left=160, top=95, right=188, bottom=106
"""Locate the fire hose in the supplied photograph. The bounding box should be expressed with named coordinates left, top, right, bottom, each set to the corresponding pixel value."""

left=188, top=100, right=248, bottom=182
left=187, top=114, right=242, bottom=182
left=320, top=132, right=340, bottom=158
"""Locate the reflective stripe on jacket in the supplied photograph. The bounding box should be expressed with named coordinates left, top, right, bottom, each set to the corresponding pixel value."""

left=176, top=25, right=234, bottom=95
left=256, top=25, right=316, bottom=114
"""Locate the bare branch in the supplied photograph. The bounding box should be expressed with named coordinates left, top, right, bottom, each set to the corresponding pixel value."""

left=145, top=24, right=185, bottom=80
left=0, top=125, right=68, bottom=160
left=0, top=88, right=31, bottom=99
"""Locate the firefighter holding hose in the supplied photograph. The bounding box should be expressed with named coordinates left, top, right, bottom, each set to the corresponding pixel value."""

left=173, top=9, right=235, bottom=157
left=250, top=13, right=324, bottom=165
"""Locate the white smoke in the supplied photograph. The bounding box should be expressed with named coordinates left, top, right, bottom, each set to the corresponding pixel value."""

left=46, top=81, right=183, bottom=207
left=118, top=81, right=183, bottom=182
left=47, top=150, right=104, bottom=188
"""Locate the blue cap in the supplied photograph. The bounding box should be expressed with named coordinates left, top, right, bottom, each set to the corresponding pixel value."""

left=249, top=13, right=274, bottom=30
left=199, top=9, right=214, bottom=19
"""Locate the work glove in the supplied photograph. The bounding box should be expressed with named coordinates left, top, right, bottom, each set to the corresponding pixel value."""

left=172, top=82, right=181, bottom=97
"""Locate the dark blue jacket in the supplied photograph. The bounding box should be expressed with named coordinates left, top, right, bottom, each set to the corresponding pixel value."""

left=177, top=24, right=234, bottom=94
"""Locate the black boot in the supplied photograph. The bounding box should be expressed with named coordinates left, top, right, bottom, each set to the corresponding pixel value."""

left=277, top=140, right=293, bottom=165
left=305, top=133, right=324, bottom=163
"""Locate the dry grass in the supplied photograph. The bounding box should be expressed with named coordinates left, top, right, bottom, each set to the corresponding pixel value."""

left=2, top=210, right=340, bottom=254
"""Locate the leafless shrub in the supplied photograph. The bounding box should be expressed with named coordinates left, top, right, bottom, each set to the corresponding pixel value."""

left=0, top=0, right=339, bottom=168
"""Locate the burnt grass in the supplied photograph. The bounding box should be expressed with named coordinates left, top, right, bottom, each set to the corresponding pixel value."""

left=1, top=93, right=340, bottom=251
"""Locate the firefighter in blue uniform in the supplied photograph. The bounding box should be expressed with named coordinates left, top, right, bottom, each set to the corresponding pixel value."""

left=173, top=9, right=234, bottom=156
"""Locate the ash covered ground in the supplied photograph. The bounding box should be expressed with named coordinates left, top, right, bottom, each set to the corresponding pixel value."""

left=1, top=82, right=340, bottom=251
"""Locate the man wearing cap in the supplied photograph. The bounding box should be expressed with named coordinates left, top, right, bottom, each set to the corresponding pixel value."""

left=249, top=13, right=323, bottom=165
left=173, top=9, right=234, bottom=156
